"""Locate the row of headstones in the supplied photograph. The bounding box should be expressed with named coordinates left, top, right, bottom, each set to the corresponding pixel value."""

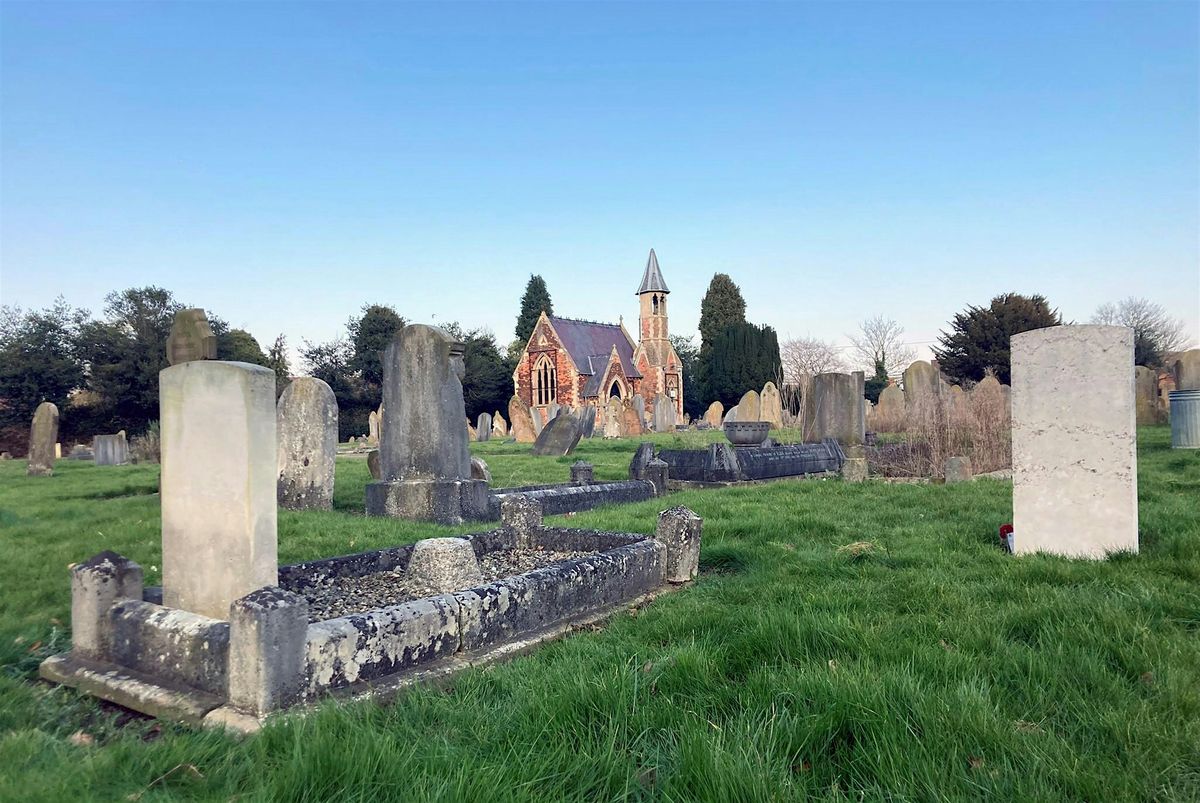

left=699, top=381, right=786, bottom=431
left=25, top=405, right=131, bottom=476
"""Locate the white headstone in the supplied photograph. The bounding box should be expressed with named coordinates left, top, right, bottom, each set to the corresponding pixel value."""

left=1011, top=325, right=1137, bottom=558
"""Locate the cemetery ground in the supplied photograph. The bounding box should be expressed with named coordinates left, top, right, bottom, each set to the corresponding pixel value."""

left=1, top=430, right=1198, bottom=801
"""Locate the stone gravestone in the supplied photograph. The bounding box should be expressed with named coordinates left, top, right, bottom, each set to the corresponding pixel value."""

left=803, top=372, right=865, bottom=446
left=532, top=410, right=583, bottom=457
left=508, top=395, right=537, bottom=444
left=546, top=402, right=561, bottom=422
left=737, top=389, right=761, bottom=422
left=633, top=395, right=646, bottom=425
left=277, top=376, right=338, bottom=511
left=1134, top=366, right=1160, bottom=425
left=160, top=361, right=277, bottom=619
left=723, top=405, right=738, bottom=424
left=366, top=325, right=489, bottom=525
left=903, top=361, right=942, bottom=406
left=1174, top=349, right=1200, bottom=391
left=603, top=397, right=623, bottom=438
left=1011, top=325, right=1137, bottom=558
left=875, top=384, right=905, bottom=430
left=622, top=401, right=643, bottom=437
left=760, top=382, right=784, bottom=430
left=27, top=401, right=59, bottom=477
left=492, top=411, right=508, bottom=437
left=165, top=308, right=217, bottom=366
left=945, top=456, right=972, bottom=483
left=532, top=407, right=546, bottom=436
left=476, top=413, right=492, bottom=442
left=367, top=410, right=380, bottom=444
left=652, top=393, right=676, bottom=433
left=367, top=449, right=381, bottom=479
left=703, top=401, right=724, bottom=428
left=578, top=404, right=597, bottom=438
left=93, top=431, right=130, bottom=466
left=629, top=442, right=656, bottom=480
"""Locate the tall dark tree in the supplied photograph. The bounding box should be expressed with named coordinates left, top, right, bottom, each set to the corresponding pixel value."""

left=348, top=305, right=405, bottom=389
left=863, top=358, right=889, bottom=404
left=698, top=273, right=747, bottom=354
left=669, top=334, right=704, bottom=419
left=459, top=327, right=513, bottom=422
left=933, top=293, right=1062, bottom=385
left=0, top=298, right=89, bottom=429
left=266, top=334, right=291, bottom=396
left=702, top=322, right=782, bottom=408
left=77, top=286, right=182, bottom=432
left=514, top=275, right=553, bottom=346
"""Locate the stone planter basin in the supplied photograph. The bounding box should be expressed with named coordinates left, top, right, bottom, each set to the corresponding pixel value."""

left=724, top=421, right=770, bottom=446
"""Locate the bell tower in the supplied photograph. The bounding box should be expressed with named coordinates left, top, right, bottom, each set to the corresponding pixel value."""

left=637, top=248, right=670, bottom=343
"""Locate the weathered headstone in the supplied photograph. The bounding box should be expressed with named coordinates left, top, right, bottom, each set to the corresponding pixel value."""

left=632, top=395, right=646, bottom=425
left=532, top=410, right=583, bottom=456
left=470, top=456, right=491, bottom=483
left=945, top=455, right=972, bottom=483
left=760, top=382, right=784, bottom=430
left=652, top=392, right=676, bottom=433
left=1134, top=366, right=1160, bottom=425
left=948, top=384, right=970, bottom=418
left=1174, top=349, right=1200, bottom=391
left=1012, top=325, right=1137, bottom=558
left=737, top=389, right=761, bottom=422
left=903, top=360, right=942, bottom=405
left=629, top=442, right=656, bottom=480
left=367, top=410, right=380, bottom=444
left=644, top=458, right=669, bottom=497
left=570, top=460, right=594, bottom=484
left=656, top=507, right=702, bottom=583
left=467, top=422, right=478, bottom=442
left=621, top=401, right=642, bottom=437
left=492, top=411, right=508, bottom=437
left=276, top=376, right=338, bottom=510
left=27, top=402, right=59, bottom=477
left=160, top=361, right=277, bottom=619
left=367, top=449, right=381, bottom=479
left=703, top=401, right=724, bottom=428
left=578, top=405, right=597, bottom=438
left=93, top=432, right=130, bottom=466
left=508, top=395, right=537, bottom=444
left=165, top=308, right=217, bottom=366
left=803, top=372, right=865, bottom=446
left=476, top=413, right=492, bottom=442
left=366, top=325, right=489, bottom=525
left=406, top=537, right=481, bottom=593
left=875, top=384, right=905, bottom=431
left=603, top=397, right=623, bottom=438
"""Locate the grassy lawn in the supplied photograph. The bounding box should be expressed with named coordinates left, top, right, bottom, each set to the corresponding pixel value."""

left=1, top=428, right=1197, bottom=800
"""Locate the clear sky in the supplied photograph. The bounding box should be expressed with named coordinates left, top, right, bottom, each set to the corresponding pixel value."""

left=2, top=1, right=1197, bottom=368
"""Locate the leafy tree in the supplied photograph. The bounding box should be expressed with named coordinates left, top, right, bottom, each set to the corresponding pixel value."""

left=77, top=286, right=182, bottom=432
left=1091, top=297, right=1190, bottom=368
left=216, top=327, right=268, bottom=365
left=848, top=316, right=914, bottom=377
left=266, top=334, right=291, bottom=396
left=514, top=275, right=553, bottom=346
left=669, top=334, right=704, bottom=419
left=863, top=358, right=889, bottom=404
left=702, top=322, right=782, bottom=408
left=348, top=305, right=405, bottom=388
left=698, top=273, right=746, bottom=354
left=0, top=298, right=89, bottom=428
left=933, top=293, right=1062, bottom=385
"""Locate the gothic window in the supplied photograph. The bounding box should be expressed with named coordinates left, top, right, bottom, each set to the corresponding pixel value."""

left=652, top=294, right=659, bottom=314
left=609, top=380, right=622, bottom=399
left=533, top=354, right=557, bottom=406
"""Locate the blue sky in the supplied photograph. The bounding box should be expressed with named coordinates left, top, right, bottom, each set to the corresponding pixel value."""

left=2, top=1, right=1197, bottom=367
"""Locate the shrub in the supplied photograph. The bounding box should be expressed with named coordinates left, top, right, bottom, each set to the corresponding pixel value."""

left=130, top=421, right=160, bottom=464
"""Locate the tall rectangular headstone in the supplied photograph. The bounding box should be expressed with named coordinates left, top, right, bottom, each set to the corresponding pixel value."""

left=93, top=432, right=130, bottom=466
left=1011, top=325, right=1137, bottom=558
left=160, top=361, right=278, bottom=619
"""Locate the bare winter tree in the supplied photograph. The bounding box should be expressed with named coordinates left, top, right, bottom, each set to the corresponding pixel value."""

left=848, top=315, right=916, bottom=376
left=1091, top=298, right=1191, bottom=366
left=781, top=336, right=845, bottom=384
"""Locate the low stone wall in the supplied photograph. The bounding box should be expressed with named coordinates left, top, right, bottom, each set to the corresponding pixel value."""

left=489, top=480, right=656, bottom=516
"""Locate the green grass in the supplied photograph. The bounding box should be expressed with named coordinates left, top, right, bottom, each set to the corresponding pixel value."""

left=1, top=428, right=1198, bottom=801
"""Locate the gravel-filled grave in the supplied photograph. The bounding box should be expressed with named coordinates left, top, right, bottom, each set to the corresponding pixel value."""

left=300, top=547, right=598, bottom=622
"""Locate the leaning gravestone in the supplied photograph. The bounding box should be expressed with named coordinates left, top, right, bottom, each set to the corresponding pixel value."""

left=93, top=431, right=130, bottom=466
left=703, top=401, right=724, bottom=428
left=27, top=401, right=59, bottom=477
left=1012, top=325, right=1137, bottom=558
left=737, top=389, right=761, bottom=422
left=579, top=405, right=597, bottom=438
left=160, top=361, right=277, bottom=619
left=546, top=402, right=561, bottom=422
left=803, top=372, right=865, bottom=446
left=476, top=413, right=492, bottom=442
left=1173, top=349, right=1200, bottom=391
left=367, top=325, right=489, bottom=525
left=165, top=308, right=218, bottom=366
left=277, top=377, right=338, bottom=510
left=760, top=382, right=784, bottom=430
left=903, top=361, right=942, bottom=405
left=532, top=410, right=583, bottom=456
left=508, top=395, right=537, bottom=444
left=652, top=393, right=676, bottom=432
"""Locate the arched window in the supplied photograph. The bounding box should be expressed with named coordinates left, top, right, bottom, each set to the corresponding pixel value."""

left=609, top=380, right=622, bottom=399
left=533, top=354, right=557, bottom=406
left=652, top=294, right=659, bottom=314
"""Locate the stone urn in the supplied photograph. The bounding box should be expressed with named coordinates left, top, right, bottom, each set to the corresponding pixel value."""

left=723, top=421, right=770, bottom=447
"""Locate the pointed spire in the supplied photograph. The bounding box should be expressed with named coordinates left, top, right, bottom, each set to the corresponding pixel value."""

left=636, top=248, right=669, bottom=295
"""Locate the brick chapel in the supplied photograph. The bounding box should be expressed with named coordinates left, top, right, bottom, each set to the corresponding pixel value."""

left=513, top=249, right=684, bottom=421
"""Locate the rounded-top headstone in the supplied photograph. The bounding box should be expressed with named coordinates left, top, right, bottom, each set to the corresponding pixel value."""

left=277, top=376, right=338, bottom=510
left=407, top=537, right=482, bottom=593
left=760, top=382, right=784, bottom=430
left=737, top=389, right=761, bottom=422
left=27, top=401, right=60, bottom=477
